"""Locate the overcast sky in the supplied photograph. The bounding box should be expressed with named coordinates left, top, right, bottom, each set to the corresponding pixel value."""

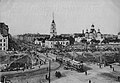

left=0, top=0, right=120, bottom=35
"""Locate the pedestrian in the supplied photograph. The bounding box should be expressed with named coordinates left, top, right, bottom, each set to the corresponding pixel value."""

left=89, top=80, right=91, bottom=83
left=110, top=65, right=112, bottom=68
left=118, top=76, right=120, bottom=81
left=55, top=71, right=58, bottom=77
left=46, top=67, right=48, bottom=71
left=85, top=71, right=87, bottom=75
left=113, top=67, right=114, bottom=71
left=99, top=64, right=101, bottom=68
left=45, top=75, right=48, bottom=80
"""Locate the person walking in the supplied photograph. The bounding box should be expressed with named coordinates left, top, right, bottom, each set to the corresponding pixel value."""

left=89, top=80, right=91, bottom=83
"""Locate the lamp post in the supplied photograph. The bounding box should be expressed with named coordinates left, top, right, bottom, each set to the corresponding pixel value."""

left=48, top=60, right=51, bottom=83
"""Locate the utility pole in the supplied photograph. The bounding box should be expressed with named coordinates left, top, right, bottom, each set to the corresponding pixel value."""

left=4, top=76, right=6, bottom=83
left=99, top=44, right=102, bottom=68
left=48, top=60, right=51, bottom=83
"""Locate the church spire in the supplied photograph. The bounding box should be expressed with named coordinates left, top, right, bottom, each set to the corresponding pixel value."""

left=53, top=12, right=54, bottom=20
left=52, top=12, right=55, bottom=23
left=50, top=12, right=57, bottom=37
left=91, top=24, right=94, bottom=28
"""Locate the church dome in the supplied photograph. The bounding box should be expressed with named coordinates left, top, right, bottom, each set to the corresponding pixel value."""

left=52, top=20, right=55, bottom=23
left=91, top=24, right=94, bottom=28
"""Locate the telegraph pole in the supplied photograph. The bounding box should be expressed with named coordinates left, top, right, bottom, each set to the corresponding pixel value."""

left=4, top=76, right=6, bottom=83
left=48, top=60, right=51, bottom=83
left=99, top=43, right=102, bottom=68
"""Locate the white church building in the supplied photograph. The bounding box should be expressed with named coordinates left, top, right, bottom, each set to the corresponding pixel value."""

left=45, top=14, right=70, bottom=48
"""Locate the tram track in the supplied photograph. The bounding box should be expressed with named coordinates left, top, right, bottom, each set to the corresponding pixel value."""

left=2, top=62, right=62, bottom=80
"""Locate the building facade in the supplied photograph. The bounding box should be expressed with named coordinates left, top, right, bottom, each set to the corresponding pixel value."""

left=34, top=38, right=43, bottom=46
left=85, top=24, right=102, bottom=40
left=45, top=38, right=70, bottom=48
left=75, top=24, right=102, bottom=43
left=17, top=34, right=50, bottom=43
left=0, top=23, right=9, bottom=51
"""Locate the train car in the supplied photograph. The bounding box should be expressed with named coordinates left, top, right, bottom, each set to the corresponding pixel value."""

left=69, top=60, right=82, bottom=69
left=56, top=56, right=63, bottom=63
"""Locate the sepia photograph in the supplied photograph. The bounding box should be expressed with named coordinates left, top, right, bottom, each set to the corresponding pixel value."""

left=0, top=0, right=120, bottom=83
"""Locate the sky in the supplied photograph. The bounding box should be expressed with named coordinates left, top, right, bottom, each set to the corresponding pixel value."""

left=0, top=0, right=120, bottom=35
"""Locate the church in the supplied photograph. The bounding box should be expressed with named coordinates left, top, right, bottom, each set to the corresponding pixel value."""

left=85, top=24, right=102, bottom=40
left=45, top=14, right=70, bottom=48
left=74, top=24, right=103, bottom=43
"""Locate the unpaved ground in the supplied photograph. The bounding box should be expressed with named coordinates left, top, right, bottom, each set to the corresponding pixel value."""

left=4, top=62, right=120, bottom=83
left=50, top=63, right=120, bottom=83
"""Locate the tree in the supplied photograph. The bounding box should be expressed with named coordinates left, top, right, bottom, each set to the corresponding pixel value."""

left=8, top=34, right=21, bottom=51
left=68, top=36, right=75, bottom=45
left=81, top=38, right=87, bottom=43
left=90, top=39, right=100, bottom=44
left=101, top=38, right=109, bottom=44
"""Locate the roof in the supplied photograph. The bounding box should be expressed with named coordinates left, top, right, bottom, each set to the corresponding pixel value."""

left=74, top=33, right=85, bottom=38
left=34, top=38, right=47, bottom=43
left=60, top=34, right=71, bottom=37
left=35, top=38, right=43, bottom=41
left=97, top=32, right=101, bottom=34
left=90, top=28, right=96, bottom=33
left=48, top=36, right=69, bottom=41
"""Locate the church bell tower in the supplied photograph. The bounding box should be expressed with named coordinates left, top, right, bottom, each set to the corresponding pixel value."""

left=50, top=13, right=57, bottom=37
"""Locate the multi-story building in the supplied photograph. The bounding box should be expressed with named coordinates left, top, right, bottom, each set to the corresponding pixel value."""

left=0, top=22, right=9, bottom=51
left=17, top=33, right=50, bottom=43
left=45, top=37, right=70, bottom=48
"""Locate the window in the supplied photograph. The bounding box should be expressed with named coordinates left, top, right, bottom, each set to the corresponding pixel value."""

left=4, top=48, right=5, bottom=50
left=4, top=39, right=5, bottom=42
left=0, top=39, right=2, bottom=42
left=0, top=48, right=2, bottom=50
left=53, top=30, right=54, bottom=33
left=60, top=42, right=62, bottom=44
left=0, top=44, right=2, bottom=46
left=66, top=42, right=69, bottom=45
left=4, top=43, right=5, bottom=46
